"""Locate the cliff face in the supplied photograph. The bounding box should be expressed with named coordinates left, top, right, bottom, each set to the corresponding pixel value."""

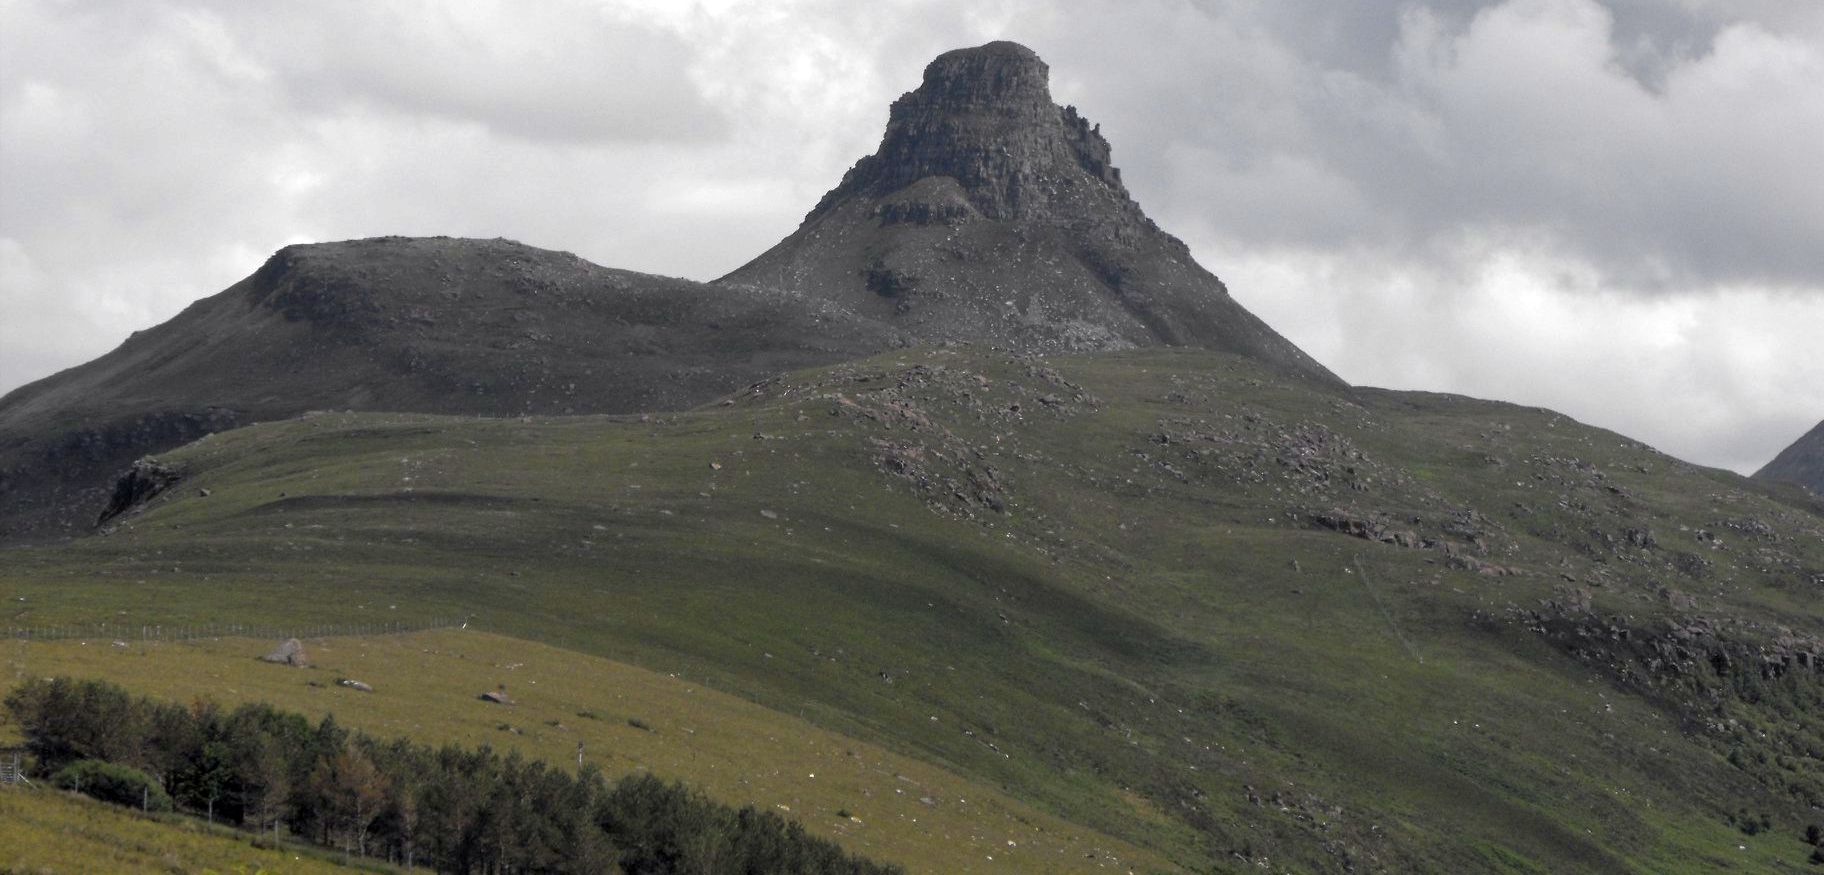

left=723, top=41, right=1342, bottom=387
left=810, top=42, right=1129, bottom=223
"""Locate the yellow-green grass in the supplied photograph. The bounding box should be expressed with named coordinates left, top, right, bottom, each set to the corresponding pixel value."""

left=0, top=784, right=367, bottom=874
left=3, top=629, right=1171, bottom=874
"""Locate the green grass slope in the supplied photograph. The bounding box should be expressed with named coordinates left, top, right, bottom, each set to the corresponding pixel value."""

left=0, top=783, right=370, bottom=874
left=6, top=630, right=1162, bottom=874
left=4, top=347, right=1821, bottom=872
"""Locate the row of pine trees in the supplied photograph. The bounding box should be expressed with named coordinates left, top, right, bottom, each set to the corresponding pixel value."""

left=5, top=677, right=900, bottom=874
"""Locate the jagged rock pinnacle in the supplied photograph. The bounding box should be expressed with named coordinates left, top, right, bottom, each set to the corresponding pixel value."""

left=720, top=41, right=1344, bottom=387
left=812, top=40, right=1126, bottom=222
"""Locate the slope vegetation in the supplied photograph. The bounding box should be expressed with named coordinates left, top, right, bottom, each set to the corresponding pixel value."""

left=0, top=785, right=361, bottom=874
left=7, top=631, right=1161, bottom=874
left=5, top=347, right=1821, bottom=872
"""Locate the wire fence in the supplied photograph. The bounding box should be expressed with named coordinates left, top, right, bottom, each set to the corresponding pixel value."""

left=0, top=753, right=24, bottom=785
left=2, top=617, right=463, bottom=643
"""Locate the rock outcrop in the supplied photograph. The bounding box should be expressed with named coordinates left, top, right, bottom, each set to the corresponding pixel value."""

left=262, top=638, right=308, bottom=667
left=95, top=458, right=184, bottom=527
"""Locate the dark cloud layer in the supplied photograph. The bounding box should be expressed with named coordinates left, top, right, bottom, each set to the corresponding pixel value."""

left=1050, top=0, right=1824, bottom=290
left=2, top=0, right=1818, bottom=474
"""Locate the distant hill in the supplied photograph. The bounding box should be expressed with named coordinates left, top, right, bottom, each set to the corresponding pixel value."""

left=0, top=236, right=901, bottom=541
left=1755, top=419, right=1824, bottom=496
left=722, top=42, right=1340, bottom=386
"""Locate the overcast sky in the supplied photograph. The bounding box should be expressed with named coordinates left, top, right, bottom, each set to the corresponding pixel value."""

left=2, top=0, right=1819, bottom=474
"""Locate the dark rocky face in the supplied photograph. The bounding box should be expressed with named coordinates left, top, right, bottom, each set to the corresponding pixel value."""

left=725, top=41, right=1342, bottom=387
left=821, top=41, right=1121, bottom=222
left=1755, top=419, right=1824, bottom=496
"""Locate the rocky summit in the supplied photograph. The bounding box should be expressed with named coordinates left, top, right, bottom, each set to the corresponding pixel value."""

left=723, top=41, right=1339, bottom=385
left=810, top=40, right=1117, bottom=222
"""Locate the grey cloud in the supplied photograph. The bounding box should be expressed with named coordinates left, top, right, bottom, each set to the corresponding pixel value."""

left=1035, top=0, right=1824, bottom=291
left=1, top=0, right=314, bottom=388
left=191, top=1, right=729, bottom=145
left=0, top=0, right=736, bottom=394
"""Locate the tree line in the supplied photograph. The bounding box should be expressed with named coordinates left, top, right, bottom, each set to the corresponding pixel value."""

left=5, top=677, right=901, bottom=874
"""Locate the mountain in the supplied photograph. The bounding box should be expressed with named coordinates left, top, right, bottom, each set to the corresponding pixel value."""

left=722, top=42, right=1339, bottom=386
left=6, top=39, right=1823, bottom=873
left=1755, top=419, right=1824, bottom=496
left=2, top=41, right=1342, bottom=545
left=0, top=236, right=901, bottom=541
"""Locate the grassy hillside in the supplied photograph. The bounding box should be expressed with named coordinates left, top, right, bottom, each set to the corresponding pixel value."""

left=0, top=783, right=372, bottom=874
left=4, top=631, right=1161, bottom=874
left=4, top=346, right=1822, bottom=871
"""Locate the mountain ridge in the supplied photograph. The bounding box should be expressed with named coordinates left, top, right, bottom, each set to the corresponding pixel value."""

left=1755, top=418, right=1824, bottom=496
left=1, top=40, right=1343, bottom=543
left=0, top=236, right=903, bottom=541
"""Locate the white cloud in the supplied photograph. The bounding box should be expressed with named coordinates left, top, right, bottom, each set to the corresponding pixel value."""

left=1214, top=238, right=1824, bottom=474
left=191, top=0, right=729, bottom=144
left=1378, top=0, right=1824, bottom=286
